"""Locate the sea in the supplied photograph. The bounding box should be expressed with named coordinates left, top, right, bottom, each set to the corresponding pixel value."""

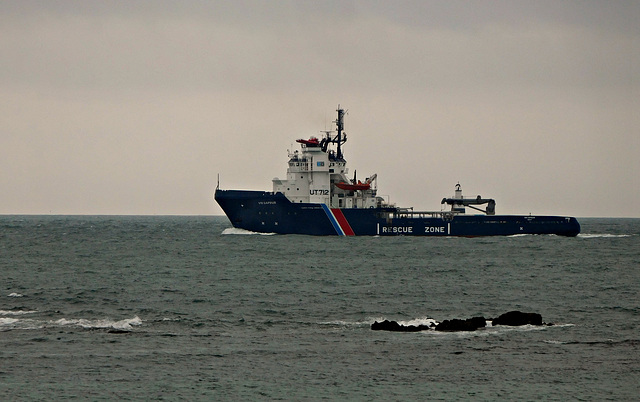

left=1, top=216, right=638, bottom=400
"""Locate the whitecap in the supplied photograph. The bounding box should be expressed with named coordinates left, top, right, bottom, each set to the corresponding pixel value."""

left=0, top=317, right=20, bottom=325
left=319, top=317, right=395, bottom=328
left=397, top=317, right=439, bottom=328
left=0, top=316, right=41, bottom=330
left=222, top=227, right=275, bottom=235
left=54, top=316, right=142, bottom=330
left=0, top=310, right=37, bottom=316
left=8, top=293, right=24, bottom=297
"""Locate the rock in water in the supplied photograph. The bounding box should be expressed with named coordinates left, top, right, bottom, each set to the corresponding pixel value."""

left=371, top=320, right=401, bottom=331
left=435, top=317, right=486, bottom=332
left=371, top=320, right=431, bottom=332
left=491, top=311, right=542, bottom=326
left=371, top=311, right=545, bottom=332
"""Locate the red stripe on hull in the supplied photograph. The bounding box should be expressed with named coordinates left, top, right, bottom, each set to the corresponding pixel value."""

left=331, top=209, right=355, bottom=236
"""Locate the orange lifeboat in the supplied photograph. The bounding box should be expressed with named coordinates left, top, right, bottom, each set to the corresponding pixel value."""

left=335, top=181, right=371, bottom=191
left=296, top=137, right=320, bottom=146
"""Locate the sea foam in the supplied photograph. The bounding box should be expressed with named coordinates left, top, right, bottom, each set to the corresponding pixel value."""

left=54, top=316, right=142, bottom=330
left=222, top=227, right=275, bottom=235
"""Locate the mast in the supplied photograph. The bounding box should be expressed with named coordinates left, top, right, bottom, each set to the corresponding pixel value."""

left=334, top=106, right=347, bottom=160
left=317, top=106, right=348, bottom=160
left=336, top=107, right=344, bottom=159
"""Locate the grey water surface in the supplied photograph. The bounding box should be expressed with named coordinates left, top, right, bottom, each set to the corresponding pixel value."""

left=1, top=216, right=638, bottom=400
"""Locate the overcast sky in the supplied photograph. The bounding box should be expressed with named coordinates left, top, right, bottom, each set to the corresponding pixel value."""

left=1, top=0, right=638, bottom=217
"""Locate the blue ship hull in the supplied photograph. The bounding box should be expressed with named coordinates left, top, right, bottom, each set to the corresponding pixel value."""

left=215, top=189, right=581, bottom=237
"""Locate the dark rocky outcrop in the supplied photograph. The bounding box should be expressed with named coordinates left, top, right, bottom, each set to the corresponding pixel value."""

left=371, top=320, right=433, bottom=332
left=371, top=311, right=546, bottom=332
left=491, top=311, right=543, bottom=326
left=435, top=317, right=486, bottom=332
left=371, top=317, right=487, bottom=332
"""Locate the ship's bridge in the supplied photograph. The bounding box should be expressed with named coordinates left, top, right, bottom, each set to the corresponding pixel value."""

left=273, top=142, right=334, bottom=204
left=273, top=143, right=382, bottom=208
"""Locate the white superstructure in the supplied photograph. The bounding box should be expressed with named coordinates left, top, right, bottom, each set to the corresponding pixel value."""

left=271, top=107, right=384, bottom=209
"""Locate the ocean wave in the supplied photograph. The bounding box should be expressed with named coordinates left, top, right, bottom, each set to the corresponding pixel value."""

left=54, top=316, right=142, bottom=330
left=0, top=317, right=20, bottom=325
left=221, top=228, right=275, bottom=235
left=0, top=315, right=143, bottom=332
left=0, top=309, right=37, bottom=316
left=7, top=292, right=24, bottom=297
left=319, top=318, right=387, bottom=328
left=0, top=317, right=39, bottom=331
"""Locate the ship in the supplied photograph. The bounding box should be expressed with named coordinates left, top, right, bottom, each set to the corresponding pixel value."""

left=215, top=106, right=580, bottom=237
